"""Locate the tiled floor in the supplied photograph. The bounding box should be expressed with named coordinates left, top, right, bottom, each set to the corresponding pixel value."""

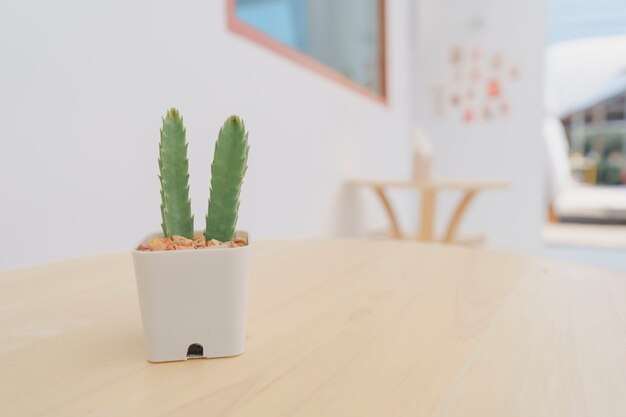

left=543, top=245, right=626, bottom=272
left=542, top=223, right=626, bottom=272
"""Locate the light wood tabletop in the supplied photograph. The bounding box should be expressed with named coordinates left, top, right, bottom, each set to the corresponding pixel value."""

left=2, top=239, right=626, bottom=416
left=349, top=178, right=508, bottom=244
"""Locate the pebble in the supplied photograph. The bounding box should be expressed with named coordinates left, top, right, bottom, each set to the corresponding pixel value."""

left=137, top=234, right=246, bottom=252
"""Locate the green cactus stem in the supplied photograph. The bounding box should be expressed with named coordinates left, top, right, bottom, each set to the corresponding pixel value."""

left=159, top=108, right=194, bottom=238
left=204, top=116, right=249, bottom=242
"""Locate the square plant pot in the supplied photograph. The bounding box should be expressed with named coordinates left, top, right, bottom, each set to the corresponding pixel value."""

left=132, top=231, right=251, bottom=362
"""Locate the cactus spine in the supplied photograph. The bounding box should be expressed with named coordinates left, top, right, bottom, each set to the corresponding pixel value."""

left=159, top=108, right=194, bottom=239
left=204, top=116, right=249, bottom=242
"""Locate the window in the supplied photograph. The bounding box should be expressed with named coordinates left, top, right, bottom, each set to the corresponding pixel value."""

left=227, top=0, right=386, bottom=101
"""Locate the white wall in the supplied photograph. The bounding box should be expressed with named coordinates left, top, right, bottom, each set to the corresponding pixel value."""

left=0, top=0, right=413, bottom=270
left=412, top=0, right=546, bottom=251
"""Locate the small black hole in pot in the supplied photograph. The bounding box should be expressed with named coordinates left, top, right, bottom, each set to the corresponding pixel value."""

left=187, top=343, right=203, bottom=358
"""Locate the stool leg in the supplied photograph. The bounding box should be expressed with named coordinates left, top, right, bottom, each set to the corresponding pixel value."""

left=418, top=189, right=437, bottom=241
left=443, top=190, right=478, bottom=243
left=373, top=186, right=403, bottom=239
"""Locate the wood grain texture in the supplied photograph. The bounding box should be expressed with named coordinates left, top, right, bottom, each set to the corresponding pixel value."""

left=1, top=240, right=626, bottom=417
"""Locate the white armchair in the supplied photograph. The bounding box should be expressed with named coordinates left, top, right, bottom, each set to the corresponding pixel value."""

left=544, top=115, right=626, bottom=223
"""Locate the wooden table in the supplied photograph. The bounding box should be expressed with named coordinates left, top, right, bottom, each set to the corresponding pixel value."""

left=349, top=178, right=508, bottom=244
left=2, top=240, right=626, bottom=416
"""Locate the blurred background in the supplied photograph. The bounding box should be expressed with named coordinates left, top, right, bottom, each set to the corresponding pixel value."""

left=0, top=0, right=624, bottom=271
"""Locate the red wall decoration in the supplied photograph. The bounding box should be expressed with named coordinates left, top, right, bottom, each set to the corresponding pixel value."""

left=437, top=45, right=521, bottom=124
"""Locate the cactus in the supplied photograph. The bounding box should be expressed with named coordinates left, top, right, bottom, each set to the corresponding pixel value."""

left=158, top=108, right=194, bottom=239
left=204, top=116, right=249, bottom=242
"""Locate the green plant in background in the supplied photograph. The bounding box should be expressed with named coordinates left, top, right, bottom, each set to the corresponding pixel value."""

left=205, top=116, right=249, bottom=242
left=157, top=109, right=249, bottom=241
left=159, top=109, right=194, bottom=239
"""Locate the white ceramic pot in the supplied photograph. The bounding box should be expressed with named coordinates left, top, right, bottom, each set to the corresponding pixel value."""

left=132, top=231, right=251, bottom=362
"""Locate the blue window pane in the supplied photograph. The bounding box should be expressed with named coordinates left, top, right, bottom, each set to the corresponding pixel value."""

left=235, top=0, right=384, bottom=96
